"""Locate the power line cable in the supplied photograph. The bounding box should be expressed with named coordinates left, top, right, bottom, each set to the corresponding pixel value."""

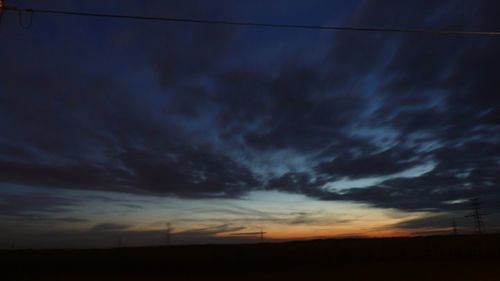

left=17, top=7, right=33, bottom=29
left=0, top=0, right=5, bottom=26
left=3, top=5, right=500, bottom=36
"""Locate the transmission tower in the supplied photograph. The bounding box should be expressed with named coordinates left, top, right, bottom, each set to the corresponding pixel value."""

left=229, top=228, right=267, bottom=243
left=165, top=223, right=172, bottom=246
left=452, top=218, right=458, bottom=235
left=259, top=228, right=265, bottom=243
left=465, top=198, right=489, bottom=234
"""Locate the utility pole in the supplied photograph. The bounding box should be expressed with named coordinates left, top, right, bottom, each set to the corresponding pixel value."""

left=166, top=223, right=172, bottom=246
left=229, top=228, right=267, bottom=243
left=259, top=228, right=266, bottom=243
left=452, top=218, right=458, bottom=235
left=465, top=198, right=489, bottom=234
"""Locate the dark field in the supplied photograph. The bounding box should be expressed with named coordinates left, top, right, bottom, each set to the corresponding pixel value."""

left=2, top=234, right=500, bottom=281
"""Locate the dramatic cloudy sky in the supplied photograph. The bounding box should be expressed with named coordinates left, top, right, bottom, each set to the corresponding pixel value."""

left=1, top=0, right=499, bottom=248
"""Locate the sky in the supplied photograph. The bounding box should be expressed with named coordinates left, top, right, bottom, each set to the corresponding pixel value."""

left=0, top=0, right=499, bottom=249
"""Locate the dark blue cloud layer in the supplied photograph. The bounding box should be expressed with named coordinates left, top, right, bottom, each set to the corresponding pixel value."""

left=0, top=0, right=499, bottom=217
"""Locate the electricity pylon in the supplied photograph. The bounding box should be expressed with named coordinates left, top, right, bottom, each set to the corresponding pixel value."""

left=166, top=223, right=172, bottom=246
left=465, top=198, right=489, bottom=234
left=452, top=218, right=458, bottom=235
left=230, top=228, right=267, bottom=243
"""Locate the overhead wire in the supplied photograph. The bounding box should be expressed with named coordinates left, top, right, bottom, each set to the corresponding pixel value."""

left=0, top=0, right=4, bottom=26
left=2, top=4, right=500, bottom=36
left=17, top=7, right=33, bottom=29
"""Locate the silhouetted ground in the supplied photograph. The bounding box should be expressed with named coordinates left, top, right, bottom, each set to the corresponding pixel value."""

left=2, top=234, right=500, bottom=280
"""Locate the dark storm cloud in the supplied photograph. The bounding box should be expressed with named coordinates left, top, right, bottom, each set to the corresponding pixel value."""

left=13, top=214, right=88, bottom=224
left=0, top=0, right=499, bottom=219
left=263, top=0, right=500, bottom=213
left=266, top=172, right=329, bottom=199
left=0, top=192, right=87, bottom=224
left=272, top=139, right=500, bottom=212
left=0, top=145, right=260, bottom=197
left=118, top=146, right=259, bottom=197
left=0, top=21, right=258, bottom=198
left=0, top=0, right=262, bottom=199
left=0, top=192, right=80, bottom=215
left=303, top=148, right=498, bottom=213
left=315, top=144, right=424, bottom=179
left=0, top=160, right=131, bottom=192
left=335, top=173, right=471, bottom=211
